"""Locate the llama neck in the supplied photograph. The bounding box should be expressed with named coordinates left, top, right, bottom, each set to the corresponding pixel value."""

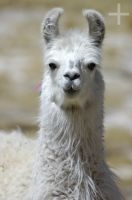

left=38, top=101, right=105, bottom=199
left=40, top=100, right=104, bottom=161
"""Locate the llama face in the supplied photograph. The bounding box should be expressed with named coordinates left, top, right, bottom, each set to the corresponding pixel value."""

left=42, top=8, right=105, bottom=108
left=44, top=34, right=103, bottom=108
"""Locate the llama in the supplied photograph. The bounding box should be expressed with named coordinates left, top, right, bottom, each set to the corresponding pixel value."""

left=30, top=8, right=124, bottom=200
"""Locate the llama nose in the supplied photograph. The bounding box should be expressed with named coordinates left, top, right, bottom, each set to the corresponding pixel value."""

left=64, top=72, right=80, bottom=81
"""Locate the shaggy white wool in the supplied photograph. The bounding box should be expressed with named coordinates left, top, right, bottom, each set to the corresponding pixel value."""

left=0, top=130, right=37, bottom=200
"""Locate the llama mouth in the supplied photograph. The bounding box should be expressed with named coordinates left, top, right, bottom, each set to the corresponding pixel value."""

left=63, top=87, right=79, bottom=96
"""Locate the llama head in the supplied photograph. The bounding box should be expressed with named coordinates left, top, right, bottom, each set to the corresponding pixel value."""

left=41, top=8, right=105, bottom=108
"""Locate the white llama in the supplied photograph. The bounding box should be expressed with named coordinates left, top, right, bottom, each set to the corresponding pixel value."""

left=31, top=8, right=124, bottom=200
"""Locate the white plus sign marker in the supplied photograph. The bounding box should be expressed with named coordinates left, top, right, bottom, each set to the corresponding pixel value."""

left=108, top=3, right=129, bottom=25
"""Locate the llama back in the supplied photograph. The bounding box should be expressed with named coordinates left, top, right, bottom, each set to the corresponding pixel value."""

left=0, top=130, right=36, bottom=200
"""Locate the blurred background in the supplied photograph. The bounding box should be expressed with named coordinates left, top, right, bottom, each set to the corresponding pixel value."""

left=0, top=0, right=132, bottom=199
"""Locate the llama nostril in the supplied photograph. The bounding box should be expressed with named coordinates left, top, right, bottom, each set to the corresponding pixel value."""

left=64, top=73, right=80, bottom=81
left=73, top=73, right=80, bottom=80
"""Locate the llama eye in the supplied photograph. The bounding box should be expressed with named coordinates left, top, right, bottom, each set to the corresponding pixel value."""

left=87, top=63, right=96, bottom=71
left=49, top=63, right=57, bottom=70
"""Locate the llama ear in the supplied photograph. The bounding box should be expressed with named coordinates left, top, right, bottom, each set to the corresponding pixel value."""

left=83, top=9, right=105, bottom=47
left=42, top=7, right=64, bottom=43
